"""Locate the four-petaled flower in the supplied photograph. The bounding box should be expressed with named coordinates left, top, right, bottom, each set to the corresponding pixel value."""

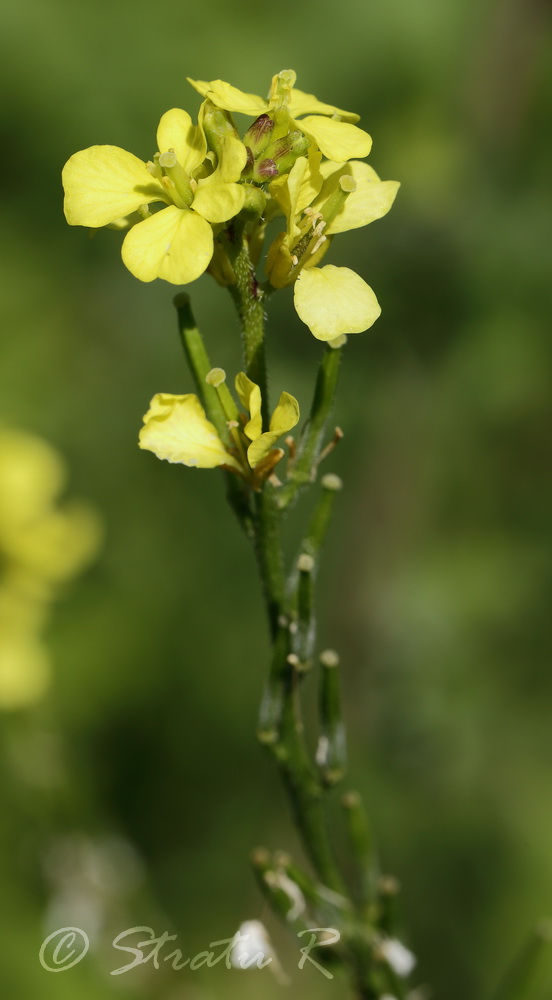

left=62, top=108, right=247, bottom=284
left=138, top=373, right=299, bottom=486
left=266, top=154, right=399, bottom=340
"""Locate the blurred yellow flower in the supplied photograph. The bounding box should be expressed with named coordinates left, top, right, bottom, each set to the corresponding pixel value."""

left=62, top=108, right=247, bottom=284
left=139, top=373, right=299, bottom=481
left=0, top=625, right=50, bottom=711
left=0, top=429, right=101, bottom=597
left=0, top=429, right=101, bottom=709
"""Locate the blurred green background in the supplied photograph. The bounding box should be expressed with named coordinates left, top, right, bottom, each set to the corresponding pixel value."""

left=1, top=0, right=552, bottom=997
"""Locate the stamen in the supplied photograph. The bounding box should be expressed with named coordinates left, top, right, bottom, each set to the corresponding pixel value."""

left=146, top=160, right=162, bottom=179
left=318, top=428, right=344, bottom=465
left=158, top=150, right=194, bottom=208
left=310, top=235, right=327, bottom=255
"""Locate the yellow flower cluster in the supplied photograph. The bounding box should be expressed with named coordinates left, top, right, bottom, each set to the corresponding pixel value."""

left=0, top=429, right=101, bottom=709
left=139, top=370, right=299, bottom=486
left=62, top=70, right=399, bottom=342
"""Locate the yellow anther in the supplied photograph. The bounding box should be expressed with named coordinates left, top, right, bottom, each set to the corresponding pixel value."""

left=310, top=235, right=327, bottom=255
left=146, top=160, right=162, bottom=179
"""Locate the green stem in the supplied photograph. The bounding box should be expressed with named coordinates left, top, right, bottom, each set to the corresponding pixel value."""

left=278, top=345, right=342, bottom=510
left=174, top=292, right=228, bottom=437
left=253, top=486, right=286, bottom=639
left=225, top=234, right=345, bottom=894
left=318, top=650, right=347, bottom=786
left=342, top=791, right=379, bottom=913
left=174, top=293, right=254, bottom=537
left=276, top=662, right=347, bottom=893
left=287, top=475, right=343, bottom=668
left=224, top=221, right=269, bottom=422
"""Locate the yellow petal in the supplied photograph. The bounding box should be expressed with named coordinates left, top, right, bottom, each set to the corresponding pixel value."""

left=0, top=629, right=50, bottom=709
left=296, top=146, right=324, bottom=213
left=235, top=373, right=262, bottom=440
left=0, top=429, right=65, bottom=532
left=294, top=265, right=381, bottom=341
left=192, top=181, right=245, bottom=223
left=316, top=161, right=400, bottom=234
left=6, top=503, right=101, bottom=586
left=247, top=434, right=281, bottom=468
left=297, top=117, right=372, bottom=162
left=248, top=390, right=299, bottom=468
left=188, top=77, right=267, bottom=116
left=62, top=145, right=166, bottom=227
left=139, top=393, right=240, bottom=470
left=186, top=78, right=211, bottom=98
left=289, top=88, right=360, bottom=123
left=121, top=206, right=213, bottom=284
left=265, top=231, right=295, bottom=288
left=269, top=391, right=300, bottom=435
left=269, top=158, right=308, bottom=237
left=268, top=69, right=297, bottom=107
left=208, top=134, right=248, bottom=184
left=156, top=108, right=206, bottom=175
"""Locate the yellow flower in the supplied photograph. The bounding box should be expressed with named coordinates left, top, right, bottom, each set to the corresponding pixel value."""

left=234, top=373, right=299, bottom=469
left=0, top=624, right=50, bottom=710
left=138, top=394, right=242, bottom=470
left=188, top=69, right=372, bottom=163
left=139, top=374, right=299, bottom=482
left=266, top=157, right=399, bottom=341
left=62, top=108, right=247, bottom=285
left=0, top=429, right=101, bottom=710
left=0, top=429, right=101, bottom=597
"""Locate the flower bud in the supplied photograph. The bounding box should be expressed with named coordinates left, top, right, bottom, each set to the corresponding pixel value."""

left=241, top=184, right=267, bottom=218
left=244, top=107, right=311, bottom=185
left=266, top=130, right=310, bottom=176
left=265, top=232, right=295, bottom=288
left=243, top=114, right=274, bottom=157
left=201, top=100, right=239, bottom=158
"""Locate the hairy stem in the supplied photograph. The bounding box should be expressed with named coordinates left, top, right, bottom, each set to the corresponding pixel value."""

left=224, top=221, right=269, bottom=424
